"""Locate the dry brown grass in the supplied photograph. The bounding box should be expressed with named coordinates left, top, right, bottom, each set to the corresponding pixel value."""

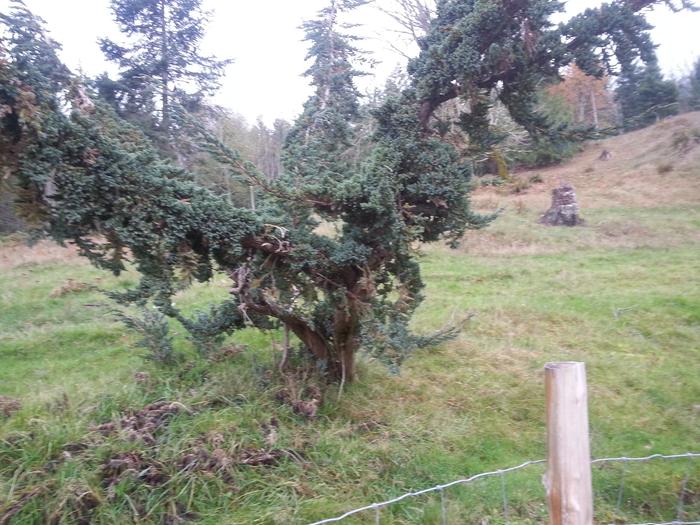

left=456, top=112, right=700, bottom=256
left=473, top=112, right=700, bottom=212
left=48, top=278, right=92, bottom=298
left=0, top=239, right=83, bottom=270
left=450, top=214, right=700, bottom=256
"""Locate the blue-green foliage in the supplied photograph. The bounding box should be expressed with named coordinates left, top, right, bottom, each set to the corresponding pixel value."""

left=115, top=308, right=178, bottom=364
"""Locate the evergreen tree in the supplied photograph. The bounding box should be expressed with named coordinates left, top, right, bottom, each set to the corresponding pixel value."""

left=616, top=59, right=679, bottom=130
left=99, top=0, right=231, bottom=135
left=282, top=0, right=364, bottom=188
left=407, top=0, right=661, bottom=145
left=688, top=57, right=700, bottom=111
left=1, top=0, right=692, bottom=385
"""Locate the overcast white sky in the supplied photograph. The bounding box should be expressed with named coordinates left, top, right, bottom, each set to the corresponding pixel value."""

left=3, top=0, right=700, bottom=125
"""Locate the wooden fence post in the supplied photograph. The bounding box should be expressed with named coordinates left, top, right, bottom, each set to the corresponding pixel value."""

left=544, top=362, right=594, bottom=525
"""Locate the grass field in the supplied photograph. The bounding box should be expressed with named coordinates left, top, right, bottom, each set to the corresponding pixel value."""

left=1, top=114, right=699, bottom=524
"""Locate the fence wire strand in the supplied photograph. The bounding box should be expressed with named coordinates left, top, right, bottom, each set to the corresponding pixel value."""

left=308, top=452, right=699, bottom=525
left=308, top=459, right=545, bottom=524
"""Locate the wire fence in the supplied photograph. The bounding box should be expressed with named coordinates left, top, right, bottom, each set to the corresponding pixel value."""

left=308, top=452, right=700, bottom=525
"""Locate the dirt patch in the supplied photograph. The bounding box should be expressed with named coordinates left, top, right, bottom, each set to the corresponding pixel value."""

left=133, top=371, right=151, bottom=384
left=208, top=344, right=246, bottom=363
left=239, top=447, right=300, bottom=466
left=42, top=442, right=92, bottom=474
left=178, top=446, right=237, bottom=482
left=92, top=400, right=187, bottom=444
left=276, top=383, right=322, bottom=419
left=354, top=420, right=388, bottom=434
left=48, top=483, right=101, bottom=525
left=180, top=427, right=303, bottom=470
left=100, top=451, right=199, bottom=523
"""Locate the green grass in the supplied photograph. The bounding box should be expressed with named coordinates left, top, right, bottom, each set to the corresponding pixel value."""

left=1, top=202, right=699, bottom=523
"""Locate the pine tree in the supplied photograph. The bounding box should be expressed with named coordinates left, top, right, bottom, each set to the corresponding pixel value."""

left=283, top=0, right=368, bottom=176
left=99, top=0, right=231, bottom=135
left=616, top=59, right=679, bottom=130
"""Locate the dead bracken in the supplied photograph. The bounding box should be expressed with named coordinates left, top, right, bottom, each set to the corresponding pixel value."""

left=48, top=278, right=92, bottom=298
left=0, top=395, right=21, bottom=418
left=91, top=400, right=187, bottom=444
left=101, top=451, right=168, bottom=491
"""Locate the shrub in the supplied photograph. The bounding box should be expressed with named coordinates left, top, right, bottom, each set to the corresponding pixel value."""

left=510, top=179, right=532, bottom=194
left=115, top=309, right=180, bottom=366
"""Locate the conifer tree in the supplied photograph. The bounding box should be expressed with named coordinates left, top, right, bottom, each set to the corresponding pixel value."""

left=616, top=59, right=679, bottom=130
left=0, top=0, right=693, bottom=386
left=99, top=0, right=231, bottom=134
left=688, top=57, right=700, bottom=111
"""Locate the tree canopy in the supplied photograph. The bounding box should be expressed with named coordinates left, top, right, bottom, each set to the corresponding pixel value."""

left=98, top=0, right=231, bottom=135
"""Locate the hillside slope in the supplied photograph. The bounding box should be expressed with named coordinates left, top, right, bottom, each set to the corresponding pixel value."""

left=456, top=112, right=700, bottom=255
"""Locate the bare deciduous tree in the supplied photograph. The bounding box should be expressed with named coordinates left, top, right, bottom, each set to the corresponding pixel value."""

left=374, top=0, right=435, bottom=58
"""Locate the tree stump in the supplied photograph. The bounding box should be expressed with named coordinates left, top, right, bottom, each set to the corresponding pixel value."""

left=540, top=183, right=583, bottom=226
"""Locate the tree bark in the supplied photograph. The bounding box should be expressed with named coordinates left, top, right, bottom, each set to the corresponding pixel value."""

left=578, top=94, right=586, bottom=123
left=331, top=299, right=361, bottom=383
left=160, top=0, right=170, bottom=131
left=590, top=90, right=599, bottom=129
